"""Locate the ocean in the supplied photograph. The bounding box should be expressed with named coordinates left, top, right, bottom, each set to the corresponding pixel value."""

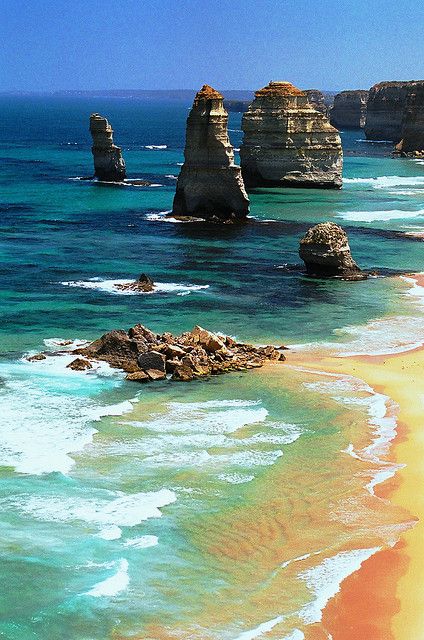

left=1, top=95, right=424, bottom=639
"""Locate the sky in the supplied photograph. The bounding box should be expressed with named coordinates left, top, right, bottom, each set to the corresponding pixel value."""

left=1, top=0, right=424, bottom=92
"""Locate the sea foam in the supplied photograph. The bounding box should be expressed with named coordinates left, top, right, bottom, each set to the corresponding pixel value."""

left=61, top=278, right=209, bottom=296
left=85, top=558, right=129, bottom=597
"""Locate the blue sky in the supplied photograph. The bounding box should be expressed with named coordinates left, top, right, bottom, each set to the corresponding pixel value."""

left=1, top=0, right=424, bottom=91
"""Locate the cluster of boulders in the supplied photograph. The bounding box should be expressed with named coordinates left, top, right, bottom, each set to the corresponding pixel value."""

left=63, top=324, right=286, bottom=382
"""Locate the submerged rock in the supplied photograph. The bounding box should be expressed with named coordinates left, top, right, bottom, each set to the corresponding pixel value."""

left=330, top=90, right=368, bottom=128
left=299, top=222, right=366, bottom=280
left=396, top=82, right=424, bottom=155
left=240, top=81, right=343, bottom=188
left=364, top=82, right=414, bottom=142
left=89, top=113, right=126, bottom=182
left=172, top=84, right=250, bottom=222
left=72, top=323, right=286, bottom=381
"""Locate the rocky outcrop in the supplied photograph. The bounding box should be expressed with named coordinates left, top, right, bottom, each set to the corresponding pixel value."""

left=89, top=113, right=126, bottom=181
left=114, top=274, right=155, bottom=293
left=172, top=85, right=250, bottom=222
left=364, top=82, right=416, bottom=142
left=240, top=81, right=343, bottom=189
left=299, top=222, right=365, bottom=279
left=68, top=323, right=286, bottom=381
left=396, top=82, right=424, bottom=154
left=304, top=90, right=328, bottom=115
left=330, top=90, right=368, bottom=128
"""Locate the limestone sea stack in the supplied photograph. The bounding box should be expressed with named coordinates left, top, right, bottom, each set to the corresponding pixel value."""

left=172, top=85, right=250, bottom=222
left=330, top=90, right=368, bottom=128
left=240, top=81, right=343, bottom=189
left=299, top=222, right=365, bottom=280
left=364, top=82, right=415, bottom=142
left=304, top=89, right=328, bottom=115
left=396, top=82, right=424, bottom=155
left=89, top=113, right=126, bottom=182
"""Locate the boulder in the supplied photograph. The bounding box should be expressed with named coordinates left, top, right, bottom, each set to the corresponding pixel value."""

left=330, top=90, right=368, bottom=129
left=66, top=358, right=93, bottom=371
left=299, top=222, right=366, bottom=280
left=89, top=113, right=126, bottom=182
left=240, top=81, right=343, bottom=189
left=26, top=353, right=47, bottom=362
left=146, top=369, right=166, bottom=381
left=125, top=371, right=150, bottom=383
left=75, top=329, right=147, bottom=371
left=137, top=351, right=166, bottom=373
left=172, top=85, right=250, bottom=221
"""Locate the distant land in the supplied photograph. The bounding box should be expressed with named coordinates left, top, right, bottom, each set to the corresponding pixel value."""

left=0, top=89, right=338, bottom=101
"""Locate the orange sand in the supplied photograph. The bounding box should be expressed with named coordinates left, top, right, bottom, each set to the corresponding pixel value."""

left=289, top=339, right=424, bottom=639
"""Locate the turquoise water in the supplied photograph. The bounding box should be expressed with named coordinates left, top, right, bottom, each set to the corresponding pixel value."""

left=1, top=96, right=424, bottom=639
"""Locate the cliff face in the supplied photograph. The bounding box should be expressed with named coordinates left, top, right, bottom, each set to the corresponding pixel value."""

left=364, top=82, right=414, bottom=141
left=172, top=85, right=250, bottom=221
left=89, top=114, right=126, bottom=182
left=330, top=90, right=368, bottom=128
left=397, top=82, right=424, bottom=153
left=240, top=81, right=343, bottom=189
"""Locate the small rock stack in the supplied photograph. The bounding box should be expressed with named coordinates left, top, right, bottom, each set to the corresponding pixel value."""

left=299, top=222, right=366, bottom=280
left=172, top=85, right=250, bottom=222
left=71, top=323, right=285, bottom=382
left=240, top=81, right=343, bottom=189
left=89, top=113, right=126, bottom=182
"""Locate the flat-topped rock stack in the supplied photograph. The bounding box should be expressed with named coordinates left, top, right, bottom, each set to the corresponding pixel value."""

left=62, top=323, right=286, bottom=382
left=330, top=90, right=368, bottom=128
left=299, top=222, right=366, bottom=280
left=89, top=113, right=126, bottom=182
left=364, top=82, right=415, bottom=142
left=240, top=81, right=343, bottom=189
left=396, top=82, right=424, bottom=155
left=172, top=85, right=250, bottom=222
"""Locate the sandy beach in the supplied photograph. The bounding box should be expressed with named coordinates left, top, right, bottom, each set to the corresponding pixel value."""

left=290, top=330, right=424, bottom=639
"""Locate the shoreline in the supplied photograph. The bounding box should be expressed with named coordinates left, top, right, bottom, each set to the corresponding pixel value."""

left=288, top=338, right=424, bottom=638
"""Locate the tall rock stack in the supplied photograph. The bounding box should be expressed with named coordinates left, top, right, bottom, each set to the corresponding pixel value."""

left=364, top=82, right=414, bottom=142
left=240, top=81, right=343, bottom=189
left=396, top=82, right=424, bottom=154
left=172, top=85, right=250, bottom=222
left=330, top=90, right=368, bottom=128
left=89, top=113, right=126, bottom=182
